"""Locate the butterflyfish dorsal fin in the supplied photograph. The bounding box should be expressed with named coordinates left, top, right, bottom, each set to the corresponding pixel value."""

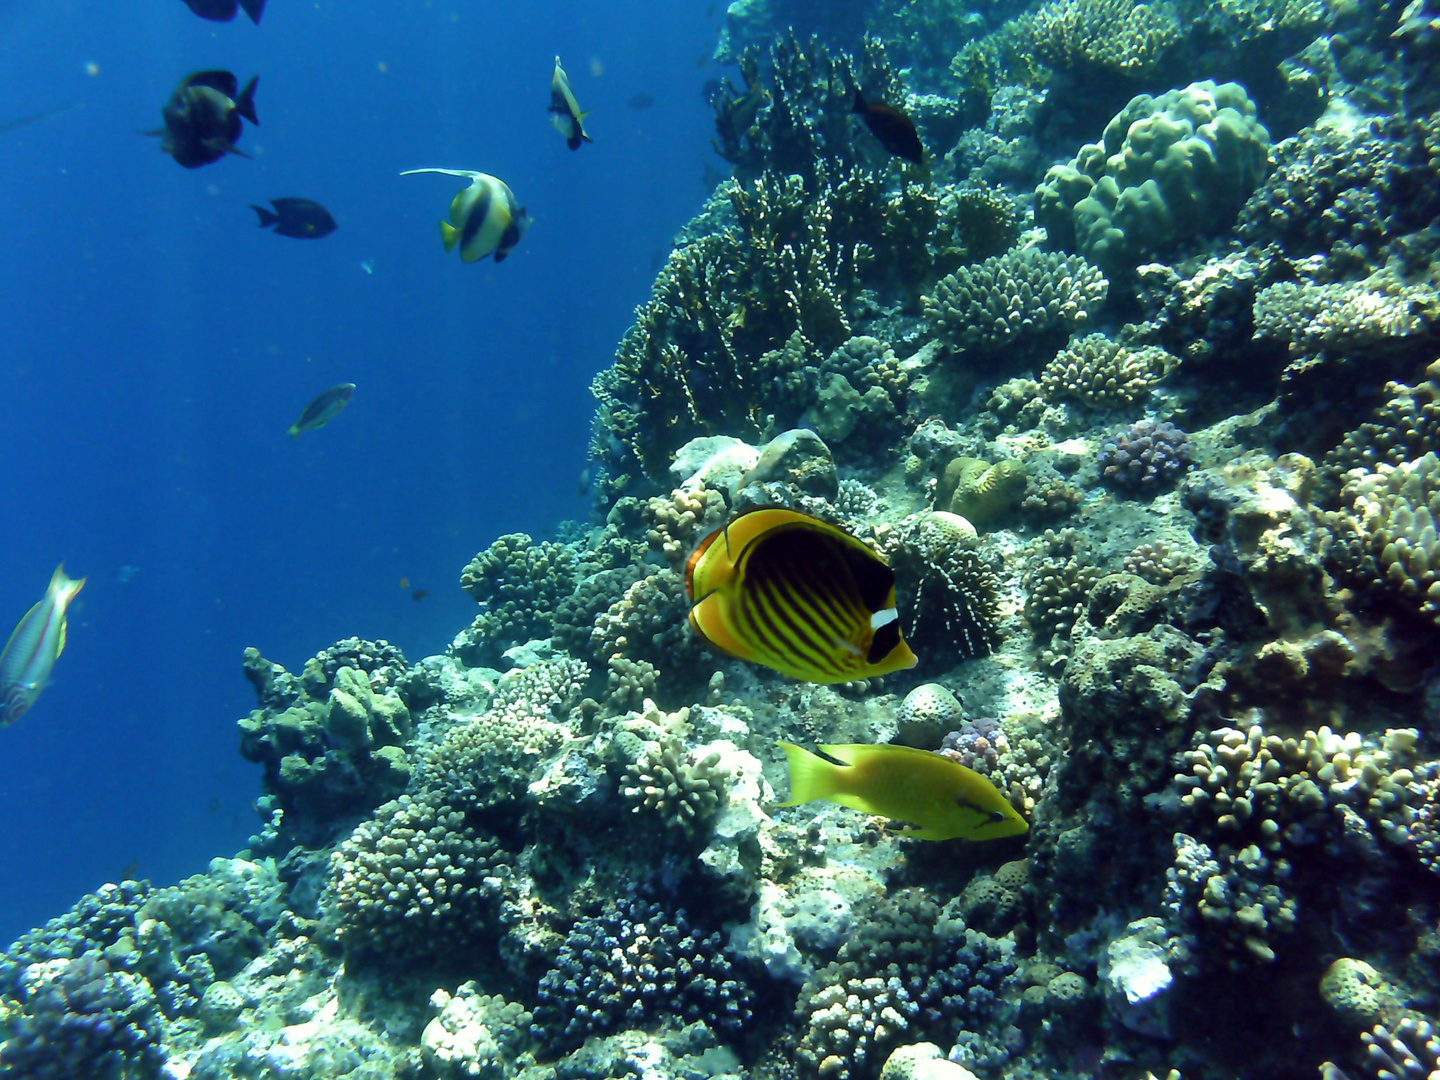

left=399, top=168, right=485, bottom=179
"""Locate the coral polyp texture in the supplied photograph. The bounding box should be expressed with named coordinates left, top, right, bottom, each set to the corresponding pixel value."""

left=12, top=6, right=1440, bottom=1080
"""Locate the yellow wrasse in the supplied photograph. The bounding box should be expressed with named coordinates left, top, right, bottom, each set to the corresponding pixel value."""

left=685, top=507, right=917, bottom=684
left=0, top=565, right=85, bottom=728
left=778, top=742, right=1028, bottom=841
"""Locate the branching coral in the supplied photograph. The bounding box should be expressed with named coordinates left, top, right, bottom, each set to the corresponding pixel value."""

left=1039, top=333, right=1177, bottom=412
left=530, top=897, right=752, bottom=1052
left=325, top=789, right=515, bottom=965
left=922, top=247, right=1107, bottom=356
left=457, top=534, right=579, bottom=665
left=619, top=738, right=728, bottom=838
left=1015, top=0, right=1182, bottom=78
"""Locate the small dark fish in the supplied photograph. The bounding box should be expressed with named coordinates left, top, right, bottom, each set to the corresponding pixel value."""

left=148, top=70, right=259, bottom=169
left=412, top=589, right=431, bottom=601
left=180, top=0, right=266, bottom=23
left=0, top=102, right=83, bottom=136
left=121, top=860, right=141, bottom=881
left=206, top=796, right=222, bottom=814
left=288, top=383, right=354, bottom=438
left=853, top=89, right=923, bottom=165
left=251, top=197, right=337, bottom=239
left=627, top=91, right=654, bottom=110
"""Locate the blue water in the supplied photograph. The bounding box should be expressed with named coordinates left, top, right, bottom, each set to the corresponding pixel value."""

left=0, top=0, right=722, bottom=944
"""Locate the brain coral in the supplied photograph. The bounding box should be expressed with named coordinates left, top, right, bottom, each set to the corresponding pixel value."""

left=1035, top=80, right=1271, bottom=273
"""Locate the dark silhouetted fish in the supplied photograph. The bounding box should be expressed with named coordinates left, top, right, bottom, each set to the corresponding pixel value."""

left=627, top=91, right=654, bottom=110
left=149, top=70, right=259, bottom=168
left=251, top=197, right=337, bottom=239
left=412, top=589, right=431, bottom=601
left=288, top=384, right=354, bottom=438
left=853, top=89, right=923, bottom=165
left=180, top=0, right=266, bottom=24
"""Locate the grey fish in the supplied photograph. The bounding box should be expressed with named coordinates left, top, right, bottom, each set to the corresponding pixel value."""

left=288, top=384, right=355, bottom=438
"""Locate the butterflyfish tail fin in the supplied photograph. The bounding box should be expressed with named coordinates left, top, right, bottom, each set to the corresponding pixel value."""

left=777, top=742, right=843, bottom=807
left=440, top=220, right=459, bottom=253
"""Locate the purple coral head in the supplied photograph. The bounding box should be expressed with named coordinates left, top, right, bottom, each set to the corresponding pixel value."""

left=1099, top=419, right=1194, bottom=493
left=939, top=718, right=1003, bottom=771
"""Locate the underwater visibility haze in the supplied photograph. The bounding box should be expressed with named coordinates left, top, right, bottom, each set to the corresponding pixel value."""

left=3, top=0, right=1440, bottom=1078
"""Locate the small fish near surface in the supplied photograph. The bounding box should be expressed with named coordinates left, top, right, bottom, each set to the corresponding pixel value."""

left=549, top=56, right=592, bottom=150
left=180, top=0, right=266, bottom=24
left=399, top=169, right=530, bottom=263
left=287, top=383, right=354, bottom=438
left=685, top=506, right=918, bottom=684
left=778, top=742, right=1029, bottom=842
left=852, top=88, right=923, bottom=165
left=149, top=70, right=258, bottom=168
left=251, top=198, right=337, bottom=239
left=626, top=91, right=654, bottom=110
left=0, top=565, right=86, bottom=729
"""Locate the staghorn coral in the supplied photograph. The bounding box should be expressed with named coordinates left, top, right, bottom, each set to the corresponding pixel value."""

left=1035, top=81, right=1271, bottom=273
left=1253, top=280, right=1438, bottom=360
left=591, top=158, right=936, bottom=491
left=324, top=789, right=515, bottom=966
left=1039, top=333, right=1177, bottom=412
left=922, top=247, right=1107, bottom=356
left=530, top=896, right=752, bottom=1053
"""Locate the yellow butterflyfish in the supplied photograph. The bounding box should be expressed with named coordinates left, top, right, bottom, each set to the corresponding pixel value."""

left=685, top=507, right=918, bottom=684
left=778, top=742, right=1028, bottom=842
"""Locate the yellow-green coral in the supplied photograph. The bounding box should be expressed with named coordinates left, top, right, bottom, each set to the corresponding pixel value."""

left=1039, top=333, right=1178, bottom=411
left=937, top=457, right=1027, bottom=527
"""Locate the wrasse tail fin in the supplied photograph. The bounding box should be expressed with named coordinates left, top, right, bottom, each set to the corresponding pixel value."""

left=777, top=742, right=843, bottom=806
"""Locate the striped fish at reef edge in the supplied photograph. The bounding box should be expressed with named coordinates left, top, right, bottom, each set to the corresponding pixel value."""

left=685, top=506, right=918, bottom=684
left=0, top=564, right=85, bottom=728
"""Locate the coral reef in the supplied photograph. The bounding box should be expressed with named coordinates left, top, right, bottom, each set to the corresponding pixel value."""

left=1099, top=419, right=1196, bottom=493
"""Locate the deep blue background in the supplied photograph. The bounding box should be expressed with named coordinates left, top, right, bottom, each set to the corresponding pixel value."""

left=0, top=0, right=724, bottom=943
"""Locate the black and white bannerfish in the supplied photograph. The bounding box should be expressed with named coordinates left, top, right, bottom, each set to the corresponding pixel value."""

left=180, top=0, right=266, bottom=23
left=287, top=383, right=354, bottom=438
left=549, top=56, right=592, bottom=150
left=148, top=70, right=258, bottom=168
left=399, top=169, right=530, bottom=263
